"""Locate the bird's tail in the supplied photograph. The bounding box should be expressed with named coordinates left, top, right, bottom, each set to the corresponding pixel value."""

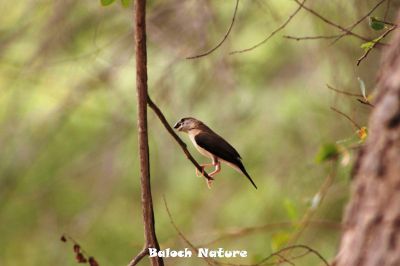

left=237, top=161, right=257, bottom=189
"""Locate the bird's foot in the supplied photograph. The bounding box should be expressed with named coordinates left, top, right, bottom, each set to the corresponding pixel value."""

left=195, top=166, right=205, bottom=177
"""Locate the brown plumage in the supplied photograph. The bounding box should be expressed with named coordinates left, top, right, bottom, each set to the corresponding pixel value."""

left=174, top=117, right=257, bottom=189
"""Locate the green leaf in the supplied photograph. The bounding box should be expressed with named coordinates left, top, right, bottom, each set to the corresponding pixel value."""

left=121, top=0, right=131, bottom=7
left=315, top=143, right=339, bottom=163
left=283, top=199, right=298, bottom=221
left=369, top=17, right=385, bottom=31
left=101, top=0, right=115, bottom=6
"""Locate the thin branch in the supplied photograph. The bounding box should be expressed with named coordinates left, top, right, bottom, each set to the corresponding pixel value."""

left=163, top=196, right=216, bottom=266
left=280, top=161, right=337, bottom=264
left=384, top=0, right=391, bottom=21
left=331, top=0, right=387, bottom=45
left=357, top=25, right=397, bottom=66
left=326, top=84, right=363, bottom=97
left=201, top=220, right=340, bottom=246
left=205, top=244, right=329, bottom=266
left=147, top=96, right=213, bottom=181
left=164, top=196, right=330, bottom=266
left=230, top=0, right=306, bottom=55
left=186, top=0, right=239, bottom=59
left=255, top=245, right=330, bottom=266
left=293, top=0, right=373, bottom=43
left=128, top=248, right=149, bottom=266
left=284, top=1, right=389, bottom=46
left=331, top=107, right=361, bottom=130
left=327, top=84, right=375, bottom=107
left=357, top=98, right=375, bottom=107
left=284, top=34, right=341, bottom=41
left=274, top=254, right=295, bottom=266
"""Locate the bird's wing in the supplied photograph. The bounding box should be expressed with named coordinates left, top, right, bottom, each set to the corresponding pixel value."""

left=194, top=132, right=241, bottom=164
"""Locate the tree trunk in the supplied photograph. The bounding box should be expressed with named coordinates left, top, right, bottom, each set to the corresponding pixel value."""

left=333, top=13, right=400, bottom=266
left=134, top=0, right=163, bottom=265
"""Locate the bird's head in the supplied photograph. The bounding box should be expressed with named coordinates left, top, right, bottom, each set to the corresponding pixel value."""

left=173, top=117, right=202, bottom=133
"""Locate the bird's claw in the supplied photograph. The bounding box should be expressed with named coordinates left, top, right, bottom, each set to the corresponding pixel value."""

left=195, top=166, right=205, bottom=177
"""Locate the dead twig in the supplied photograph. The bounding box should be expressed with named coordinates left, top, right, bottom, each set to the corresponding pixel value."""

left=331, top=107, right=361, bottom=130
left=186, top=0, right=239, bottom=59
left=331, top=0, right=387, bottom=45
left=163, top=196, right=216, bottom=266
left=164, top=195, right=330, bottom=266
left=201, top=220, right=340, bottom=246
left=255, top=245, right=330, bottom=266
left=284, top=0, right=389, bottom=46
left=147, top=96, right=213, bottom=181
left=357, top=99, right=375, bottom=107
left=284, top=34, right=341, bottom=41
left=293, top=0, right=373, bottom=43
left=213, top=245, right=330, bottom=266
left=384, top=0, right=392, bottom=21
left=327, top=84, right=374, bottom=107
left=326, top=84, right=363, bottom=97
left=230, top=0, right=306, bottom=54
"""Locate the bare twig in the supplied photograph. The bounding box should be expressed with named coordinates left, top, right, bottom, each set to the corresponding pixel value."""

left=384, top=0, right=392, bottom=21
left=186, top=0, right=239, bottom=59
left=164, top=196, right=330, bottom=266
left=357, top=25, right=397, bottom=66
left=293, top=0, right=373, bottom=43
left=213, top=245, right=330, bottom=266
left=357, top=98, right=375, bottom=107
left=128, top=248, right=149, bottom=266
left=163, top=197, right=216, bottom=266
left=285, top=161, right=338, bottom=249
left=201, top=220, right=340, bottom=246
left=327, top=84, right=375, bottom=107
left=284, top=34, right=341, bottom=41
left=326, top=84, right=363, bottom=97
left=255, top=245, right=329, bottom=266
left=331, top=107, right=361, bottom=130
left=230, top=0, right=306, bottom=54
left=147, top=96, right=213, bottom=181
left=284, top=0, right=389, bottom=46
left=134, top=0, right=163, bottom=265
left=331, top=0, right=387, bottom=45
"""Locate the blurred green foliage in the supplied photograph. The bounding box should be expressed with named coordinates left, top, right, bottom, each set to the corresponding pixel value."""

left=0, top=0, right=397, bottom=265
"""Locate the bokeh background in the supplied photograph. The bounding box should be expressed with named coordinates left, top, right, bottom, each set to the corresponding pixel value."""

left=1, top=0, right=398, bottom=265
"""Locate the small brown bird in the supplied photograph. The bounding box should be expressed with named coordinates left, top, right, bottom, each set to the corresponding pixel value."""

left=174, top=117, right=257, bottom=189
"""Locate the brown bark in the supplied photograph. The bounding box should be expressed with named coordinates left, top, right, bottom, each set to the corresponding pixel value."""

left=333, top=14, right=400, bottom=266
left=134, top=0, right=163, bottom=265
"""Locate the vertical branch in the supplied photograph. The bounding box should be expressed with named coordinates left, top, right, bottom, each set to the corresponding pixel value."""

left=134, top=0, right=164, bottom=265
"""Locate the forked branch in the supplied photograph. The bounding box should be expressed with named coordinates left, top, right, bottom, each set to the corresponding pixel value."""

left=186, top=0, right=239, bottom=59
left=230, top=0, right=306, bottom=54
